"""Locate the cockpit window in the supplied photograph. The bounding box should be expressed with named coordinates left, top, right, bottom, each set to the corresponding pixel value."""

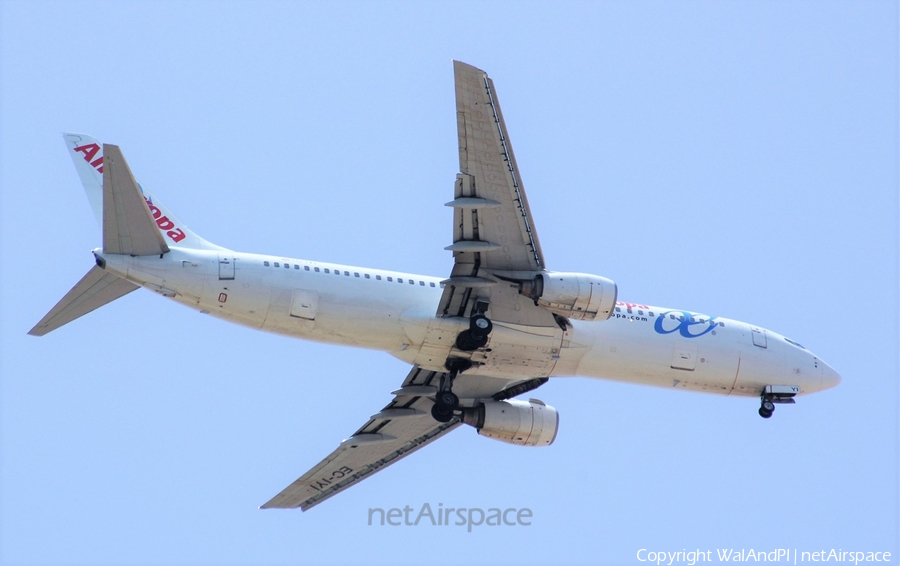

left=784, top=337, right=805, bottom=349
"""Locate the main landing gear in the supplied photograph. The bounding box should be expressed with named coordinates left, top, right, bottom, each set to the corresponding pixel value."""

left=431, top=358, right=472, bottom=423
left=455, top=314, right=493, bottom=351
left=432, top=315, right=493, bottom=422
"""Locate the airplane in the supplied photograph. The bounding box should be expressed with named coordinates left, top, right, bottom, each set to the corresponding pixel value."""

left=30, top=61, right=841, bottom=511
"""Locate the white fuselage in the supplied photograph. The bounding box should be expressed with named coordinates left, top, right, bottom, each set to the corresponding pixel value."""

left=99, top=246, right=840, bottom=400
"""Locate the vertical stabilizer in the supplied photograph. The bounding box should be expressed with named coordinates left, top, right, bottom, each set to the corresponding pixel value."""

left=102, top=144, right=169, bottom=256
left=63, top=133, right=222, bottom=250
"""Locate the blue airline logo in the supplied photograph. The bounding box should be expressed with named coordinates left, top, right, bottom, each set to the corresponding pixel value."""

left=654, top=310, right=719, bottom=338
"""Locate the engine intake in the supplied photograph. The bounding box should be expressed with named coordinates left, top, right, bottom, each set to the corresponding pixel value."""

left=518, top=272, right=617, bottom=321
left=461, top=399, right=559, bottom=446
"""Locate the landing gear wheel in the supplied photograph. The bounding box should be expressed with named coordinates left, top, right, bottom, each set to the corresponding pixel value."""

left=430, top=358, right=470, bottom=422
left=470, top=315, right=493, bottom=338
left=455, top=331, right=488, bottom=351
left=431, top=402, right=455, bottom=423
left=455, top=315, right=493, bottom=351
left=758, top=400, right=775, bottom=419
left=437, top=390, right=459, bottom=409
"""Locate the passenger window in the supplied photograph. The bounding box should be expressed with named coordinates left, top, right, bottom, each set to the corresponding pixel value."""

left=264, top=261, right=270, bottom=267
left=294, top=265, right=299, bottom=270
left=376, top=275, right=382, bottom=281
left=419, top=281, right=425, bottom=286
left=304, top=266, right=310, bottom=271
left=638, top=310, right=644, bottom=315
left=354, top=272, right=360, bottom=277
left=409, top=280, right=414, bottom=285
left=344, top=271, right=350, bottom=276
left=324, top=268, right=330, bottom=273
left=398, top=278, right=403, bottom=283
left=387, top=277, right=393, bottom=282
left=615, top=307, right=621, bottom=313
left=335, top=270, right=340, bottom=275
left=285, top=263, right=290, bottom=269
left=364, top=274, right=370, bottom=279
left=429, top=282, right=435, bottom=287
left=314, top=267, right=320, bottom=272
left=274, top=262, right=280, bottom=267
left=648, top=311, right=654, bottom=317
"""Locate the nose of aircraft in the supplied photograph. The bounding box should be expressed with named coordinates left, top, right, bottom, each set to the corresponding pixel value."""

left=821, top=361, right=842, bottom=391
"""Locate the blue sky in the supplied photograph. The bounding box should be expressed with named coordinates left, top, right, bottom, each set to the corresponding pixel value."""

left=1, top=1, right=897, bottom=564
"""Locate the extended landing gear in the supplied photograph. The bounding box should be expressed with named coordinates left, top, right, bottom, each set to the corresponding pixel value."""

left=758, top=385, right=799, bottom=419
left=455, top=314, right=493, bottom=351
left=432, top=315, right=493, bottom=422
left=758, top=400, right=776, bottom=419
left=431, top=357, right=473, bottom=423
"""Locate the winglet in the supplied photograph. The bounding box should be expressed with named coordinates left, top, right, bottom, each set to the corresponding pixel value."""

left=102, top=144, right=169, bottom=256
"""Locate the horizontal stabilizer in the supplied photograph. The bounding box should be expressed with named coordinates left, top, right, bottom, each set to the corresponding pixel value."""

left=103, top=144, right=169, bottom=256
left=28, top=266, right=138, bottom=336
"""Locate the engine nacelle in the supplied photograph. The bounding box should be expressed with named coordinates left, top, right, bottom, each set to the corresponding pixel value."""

left=461, top=399, right=559, bottom=446
left=518, top=271, right=617, bottom=321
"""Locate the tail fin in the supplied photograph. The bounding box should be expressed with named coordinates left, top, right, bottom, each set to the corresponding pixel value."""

left=28, top=266, right=139, bottom=336
left=63, top=133, right=220, bottom=250
left=30, top=135, right=223, bottom=337
left=102, top=144, right=170, bottom=256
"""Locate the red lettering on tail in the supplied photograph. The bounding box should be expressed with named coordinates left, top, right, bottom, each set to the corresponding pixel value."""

left=73, top=144, right=104, bottom=173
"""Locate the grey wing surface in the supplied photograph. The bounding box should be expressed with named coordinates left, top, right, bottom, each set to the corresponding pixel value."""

left=261, top=367, right=460, bottom=511
left=439, top=61, right=556, bottom=328
left=263, top=62, right=561, bottom=512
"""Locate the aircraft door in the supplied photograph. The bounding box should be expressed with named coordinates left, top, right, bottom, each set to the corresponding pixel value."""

left=218, top=254, right=235, bottom=280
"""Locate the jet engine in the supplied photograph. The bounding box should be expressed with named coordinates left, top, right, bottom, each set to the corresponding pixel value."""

left=461, top=399, right=559, bottom=446
left=517, top=271, right=617, bottom=321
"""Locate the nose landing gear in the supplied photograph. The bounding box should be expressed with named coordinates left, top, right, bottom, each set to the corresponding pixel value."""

left=758, top=385, right=799, bottom=419
left=758, top=400, right=776, bottom=419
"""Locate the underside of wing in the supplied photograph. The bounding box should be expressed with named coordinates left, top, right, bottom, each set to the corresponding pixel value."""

left=438, top=61, right=556, bottom=328
left=451, top=60, right=545, bottom=273
left=261, top=367, right=460, bottom=511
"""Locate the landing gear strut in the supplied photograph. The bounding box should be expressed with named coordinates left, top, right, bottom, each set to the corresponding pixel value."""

left=431, top=357, right=472, bottom=423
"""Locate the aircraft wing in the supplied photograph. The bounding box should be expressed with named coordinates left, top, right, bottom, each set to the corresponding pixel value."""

left=261, top=366, right=461, bottom=511
left=439, top=61, right=556, bottom=327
